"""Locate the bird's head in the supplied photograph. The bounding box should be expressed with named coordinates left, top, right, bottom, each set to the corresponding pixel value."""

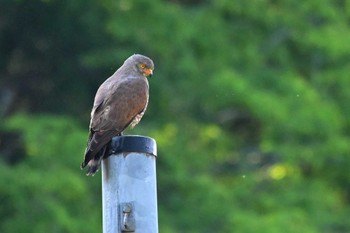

left=125, top=54, right=154, bottom=78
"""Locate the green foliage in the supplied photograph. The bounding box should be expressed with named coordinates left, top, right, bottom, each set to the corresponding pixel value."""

left=1, top=115, right=101, bottom=233
left=1, top=0, right=350, bottom=232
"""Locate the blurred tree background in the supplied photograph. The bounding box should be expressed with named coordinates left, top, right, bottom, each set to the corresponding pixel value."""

left=1, top=0, right=350, bottom=232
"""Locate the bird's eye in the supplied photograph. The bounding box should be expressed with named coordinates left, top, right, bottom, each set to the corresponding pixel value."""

left=140, top=64, right=146, bottom=69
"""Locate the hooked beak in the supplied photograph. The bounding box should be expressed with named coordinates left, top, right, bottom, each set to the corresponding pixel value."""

left=144, top=68, right=153, bottom=77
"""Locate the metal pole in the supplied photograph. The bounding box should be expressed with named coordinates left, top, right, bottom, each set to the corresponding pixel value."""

left=102, top=136, right=158, bottom=233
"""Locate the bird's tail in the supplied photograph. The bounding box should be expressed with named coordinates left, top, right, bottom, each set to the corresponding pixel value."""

left=82, top=144, right=108, bottom=176
left=81, top=130, right=117, bottom=176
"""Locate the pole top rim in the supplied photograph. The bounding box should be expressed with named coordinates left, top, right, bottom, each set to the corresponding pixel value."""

left=107, top=135, right=157, bottom=157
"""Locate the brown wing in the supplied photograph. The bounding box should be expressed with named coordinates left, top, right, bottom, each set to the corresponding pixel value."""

left=89, top=75, right=116, bottom=121
left=81, top=76, right=149, bottom=171
left=91, top=77, right=149, bottom=132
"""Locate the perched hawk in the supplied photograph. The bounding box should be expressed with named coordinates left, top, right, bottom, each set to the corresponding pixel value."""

left=81, top=54, right=154, bottom=176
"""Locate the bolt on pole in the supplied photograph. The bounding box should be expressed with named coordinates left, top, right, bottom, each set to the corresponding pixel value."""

left=101, top=136, right=158, bottom=233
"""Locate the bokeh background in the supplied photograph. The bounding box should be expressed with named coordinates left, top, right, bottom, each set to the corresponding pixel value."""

left=1, top=0, right=350, bottom=232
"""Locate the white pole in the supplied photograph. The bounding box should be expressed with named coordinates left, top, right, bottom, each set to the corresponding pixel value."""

left=101, top=136, right=158, bottom=233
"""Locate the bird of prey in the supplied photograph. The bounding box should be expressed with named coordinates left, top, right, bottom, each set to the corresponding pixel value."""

left=81, top=54, right=154, bottom=176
